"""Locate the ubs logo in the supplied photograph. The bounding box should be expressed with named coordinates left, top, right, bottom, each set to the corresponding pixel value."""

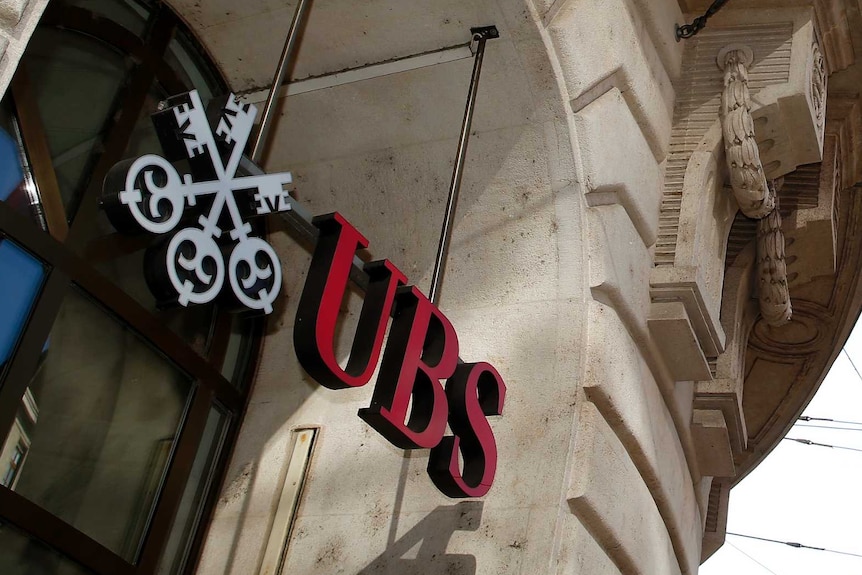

left=101, top=90, right=291, bottom=314
left=101, top=90, right=508, bottom=498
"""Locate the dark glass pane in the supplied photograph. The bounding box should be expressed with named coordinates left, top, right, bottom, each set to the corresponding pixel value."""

left=157, top=405, right=229, bottom=574
left=76, top=84, right=217, bottom=356
left=220, top=315, right=261, bottom=389
left=0, top=238, right=46, bottom=381
left=0, top=286, right=193, bottom=561
left=0, top=522, right=94, bottom=575
left=23, top=27, right=127, bottom=220
left=164, top=30, right=225, bottom=103
left=66, top=0, right=150, bottom=38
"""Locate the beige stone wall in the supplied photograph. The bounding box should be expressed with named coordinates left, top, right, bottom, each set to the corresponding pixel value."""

left=0, top=1, right=858, bottom=574
left=184, top=1, right=712, bottom=574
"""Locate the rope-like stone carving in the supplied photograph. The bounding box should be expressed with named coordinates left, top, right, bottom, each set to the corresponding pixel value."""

left=718, top=45, right=776, bottom=220
left=717, top=45, right=792, bottom=326
left=756, top=180, right=792, bottom=326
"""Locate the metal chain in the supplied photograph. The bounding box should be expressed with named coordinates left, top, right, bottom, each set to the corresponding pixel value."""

left=676, top=0, right=732, bottom=40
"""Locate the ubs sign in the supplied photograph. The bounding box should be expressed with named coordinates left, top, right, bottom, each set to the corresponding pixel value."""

left=102, top=91, right=507, bottom=498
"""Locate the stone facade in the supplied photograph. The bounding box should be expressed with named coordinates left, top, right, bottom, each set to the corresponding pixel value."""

left=175, top=0, right=862, bottom=574
left=5, top=0, right=861, bottom=574
left=161, top=0, right=862, bottom=573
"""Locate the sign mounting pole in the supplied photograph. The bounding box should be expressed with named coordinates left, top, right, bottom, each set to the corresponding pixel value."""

left=250, top=0, right=314, bottom=163
left=428, top=26, right=498, bottom=305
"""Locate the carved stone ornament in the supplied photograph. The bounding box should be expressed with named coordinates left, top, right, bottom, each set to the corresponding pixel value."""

left=810, top=41, right=827, bottom=138
left=718, top=45, right=776, bottom=220
left=756, top=180, right=792, bottom=327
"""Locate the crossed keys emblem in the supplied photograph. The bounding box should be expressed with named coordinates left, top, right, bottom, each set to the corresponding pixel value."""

left=101, top=90, right=292, bottom=314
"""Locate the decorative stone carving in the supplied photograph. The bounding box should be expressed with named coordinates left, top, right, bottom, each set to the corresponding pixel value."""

left=717, top=45, right=792, bottom=327
left=718, top=45, right=775, bottom=220
left=756, top=182, right=792, bottom=327
left=810, top=42, right=827, bottom=140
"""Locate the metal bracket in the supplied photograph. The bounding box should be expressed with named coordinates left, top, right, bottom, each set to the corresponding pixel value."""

left=469, top=25, right=499, bottom=54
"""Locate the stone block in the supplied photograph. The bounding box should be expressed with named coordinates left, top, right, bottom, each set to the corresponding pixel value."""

left=648, top=301, right=712, bottom=382
left=0, top=0, right=27, bottom=28
left=691, top=409, right=735, bottom=478
left=575, top=88, right=662, bottom=247
left=556, top=513, right=622, bottom=575
left=784, top=136, right=841, bottom=287
left=584, top=302, right=702, bottom=575
left=650, top=266, right=727, bottom=358
left=694, top=378, right=747, bottom=455
left=567, top=402, right=682, bottom=575
left=751, top=17, right=826, bottom=178
left=626, top=0, right=684, bottom=81
left=548, top=0, right=674, bottom=161
left=587, top=204, right=652, bottom=337
left=650, top=143, right=732, bottom=359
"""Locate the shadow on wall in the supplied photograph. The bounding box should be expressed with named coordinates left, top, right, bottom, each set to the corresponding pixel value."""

left=359, top=501, right=483, bottom=575
left=204, top=5, right=577, bottom=572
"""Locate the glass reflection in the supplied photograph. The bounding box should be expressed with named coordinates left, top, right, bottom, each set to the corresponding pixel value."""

left=0, top=286, right=192, bottom=561
left=157, top=406, right=228, bottom=574
left=0, top=522, right=94, bottom=575
left=0, top=239, right=46, bottom=380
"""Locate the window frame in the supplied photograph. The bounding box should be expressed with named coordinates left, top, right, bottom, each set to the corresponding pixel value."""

left=0, top=2, right=262, bottom=574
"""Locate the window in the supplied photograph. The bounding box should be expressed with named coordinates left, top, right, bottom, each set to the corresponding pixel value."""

left=0, top=2, right=261, bottom=574
left=1, top=442, right=27, bottom=487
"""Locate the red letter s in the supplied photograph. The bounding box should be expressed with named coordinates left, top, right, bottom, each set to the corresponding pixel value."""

left=427, top=362, right=506, bottom=498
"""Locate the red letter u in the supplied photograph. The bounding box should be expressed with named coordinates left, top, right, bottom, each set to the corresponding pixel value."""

left=294, top=212, right=406, bottom=389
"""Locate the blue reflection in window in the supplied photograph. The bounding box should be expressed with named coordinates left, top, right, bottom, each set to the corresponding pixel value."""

left=0, top=128, right=21, bottom=202
left=0, top=128, right=43, bottom=368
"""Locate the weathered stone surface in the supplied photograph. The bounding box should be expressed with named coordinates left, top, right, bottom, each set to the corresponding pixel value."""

left=0, top=0, right=27, bottom=27
left=648, top=301, right=712, bottom=382
left=547, top=0, right=675, bottom=161
left=0, top=0, right=47, bottom=96
left=691, top=409, right=735, bottom=478
left=575, top=88, right=662, bottom=246
left=568, top=402, right=682, bottom=575
left=584, top=302, right=702, bottom=575
left=556, top=513, right=623, bottom=575
left=587, top=205, right=652, bottom=336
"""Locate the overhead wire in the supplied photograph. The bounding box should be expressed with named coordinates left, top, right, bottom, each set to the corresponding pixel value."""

left=798, top=415, right=862, bottom=426
left=722, top=347, right=862, bottom=569
left=783, top=437, right=862, bottom=453
left=842, top=348, right=862, bottom=385
left=728, top=533, right=862, bottom=559
left=794, top=423, right=862, bottom=433
left=726, top=541, right=783, bottom=575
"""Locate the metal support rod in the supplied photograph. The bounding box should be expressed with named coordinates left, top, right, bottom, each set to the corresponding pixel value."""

left=428, top=26, right=497, bottom=305
left=249, top=0, right=313, bottom=163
